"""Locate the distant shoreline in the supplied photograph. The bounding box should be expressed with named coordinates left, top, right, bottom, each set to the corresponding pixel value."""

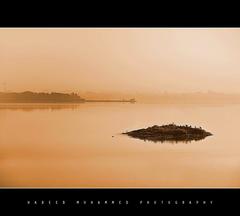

left=5, top=90, right=240, bottom=104
left=0, top=101, right=136, bottom=103
left=0, top=91, right=136, bottom=103
left=85, top=99, right=135, bottom=103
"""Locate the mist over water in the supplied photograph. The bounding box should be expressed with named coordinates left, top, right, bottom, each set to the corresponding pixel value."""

left=0, top=102, right=240, bottom=187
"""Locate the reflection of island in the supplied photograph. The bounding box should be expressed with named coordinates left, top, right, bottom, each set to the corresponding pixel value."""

left=0, top=92, right=136, bottom=103
left=123, top=124, right=212, bottom=143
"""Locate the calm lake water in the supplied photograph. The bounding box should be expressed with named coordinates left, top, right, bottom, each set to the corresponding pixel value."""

left=0, top=102, right=240, bottom=187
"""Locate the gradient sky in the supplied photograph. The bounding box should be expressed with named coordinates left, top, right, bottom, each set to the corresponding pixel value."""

left=1, top=28, right=240, bottom=94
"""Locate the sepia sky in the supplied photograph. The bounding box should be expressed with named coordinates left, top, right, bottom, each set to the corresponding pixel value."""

left=1, top=28, right=240, bottom=94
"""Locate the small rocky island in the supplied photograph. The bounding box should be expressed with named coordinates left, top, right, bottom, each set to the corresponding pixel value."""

left=123, top=123, right=212, bottom=142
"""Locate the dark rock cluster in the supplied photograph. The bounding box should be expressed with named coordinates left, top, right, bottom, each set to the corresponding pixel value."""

left=123, top=123, right=212, bottom=143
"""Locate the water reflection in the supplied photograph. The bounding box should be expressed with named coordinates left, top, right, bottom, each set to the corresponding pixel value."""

left=0, top=103, right=82, bottom=111
left=124, top=134, right=210, bottom=143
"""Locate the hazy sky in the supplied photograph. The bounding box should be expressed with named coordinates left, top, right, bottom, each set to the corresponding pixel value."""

left=1, top=28, right=240, bottom=94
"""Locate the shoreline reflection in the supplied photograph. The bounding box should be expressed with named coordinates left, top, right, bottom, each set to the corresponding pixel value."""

left=0, top=103, right=82, bottom=111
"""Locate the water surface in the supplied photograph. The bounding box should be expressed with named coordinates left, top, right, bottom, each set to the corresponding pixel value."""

left=0, top=103, right=240, bottom=187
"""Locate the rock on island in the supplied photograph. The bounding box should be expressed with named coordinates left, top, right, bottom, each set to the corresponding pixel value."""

left=123, top=123, right=212, bottom=142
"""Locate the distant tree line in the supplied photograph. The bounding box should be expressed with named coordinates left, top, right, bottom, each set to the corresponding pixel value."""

left=0, top=91, right=85, bottom=103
